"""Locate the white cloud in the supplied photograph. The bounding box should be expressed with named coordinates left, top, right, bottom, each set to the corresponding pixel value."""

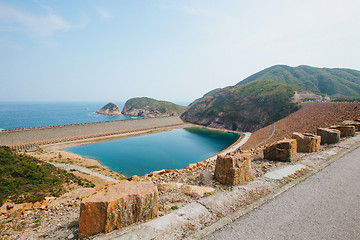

left=0, top=4, right=70, bottom=37
left=95, top=6, right=111, bottom=20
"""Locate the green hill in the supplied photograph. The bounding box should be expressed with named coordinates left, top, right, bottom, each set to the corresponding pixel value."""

left=122, top=97, right=188, bottom=117
left=182, top=65, right=360, bottom=132
left=238, top=65, right=360, bottom=97
left=181, top=80, right=300, bottom=131
left=0, top=146, right=93, bottom=205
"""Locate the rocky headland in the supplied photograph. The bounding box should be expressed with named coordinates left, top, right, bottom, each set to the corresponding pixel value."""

left=96, top=103, right=122, bottom=116
left=122, top=97, right=187, bottom=118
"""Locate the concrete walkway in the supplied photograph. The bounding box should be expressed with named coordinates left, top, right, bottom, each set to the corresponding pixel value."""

left=205, top=147, right=360, bottom=240
left=51, top=163, right=119, bottom=183
left=205, top=132, right=252, bottom=162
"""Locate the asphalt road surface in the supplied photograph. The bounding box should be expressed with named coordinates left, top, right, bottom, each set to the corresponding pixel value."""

left=205, top=147, right=360, bottom=240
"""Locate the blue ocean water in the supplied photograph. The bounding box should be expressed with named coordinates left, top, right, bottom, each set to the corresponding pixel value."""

left=0, top=102, right=138, bottom=130
left=65, top=127, right=239, bottom=177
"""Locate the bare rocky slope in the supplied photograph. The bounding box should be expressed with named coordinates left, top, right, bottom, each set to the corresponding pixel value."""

left=242, top=102, right=360, bottom=149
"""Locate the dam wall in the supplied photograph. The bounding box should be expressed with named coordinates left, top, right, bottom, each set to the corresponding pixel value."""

left=0, top=116, right=184, bottom=147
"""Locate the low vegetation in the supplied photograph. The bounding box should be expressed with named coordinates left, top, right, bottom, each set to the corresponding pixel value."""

left=331, top=96, right=360, bottom=103
left=238, top=65, right=360, bottom=98
left=123, top=97, right=187, bottom=115
left=0, top=146, right=94, bottom=205
left=182, top=80, right=300, bottom=131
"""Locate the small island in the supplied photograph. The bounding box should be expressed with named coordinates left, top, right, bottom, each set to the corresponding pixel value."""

left=96, top=103, right=122, bottom=116
left=122, top=97, right=187, bottom=118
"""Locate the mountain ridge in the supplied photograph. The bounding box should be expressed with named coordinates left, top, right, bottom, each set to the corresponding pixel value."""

left=237, top=65, right=360, bottom=97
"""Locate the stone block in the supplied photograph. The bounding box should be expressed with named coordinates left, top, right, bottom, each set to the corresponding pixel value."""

left=292, top=132, right=321, bottom=153
left=317, top=128, right=341, bottom=144
left=341, top=120, right=360, bottom=131
left=330, top=125, right=355, bottom=137
left=181, top=185, right=215, bottom=198
left=214, top=153, right=254, bottom=185
left=264, top=139, right=297, bottom=162
left=78, top=181, right=158, bottom=238
left=157, top=182, right=183, bottom=192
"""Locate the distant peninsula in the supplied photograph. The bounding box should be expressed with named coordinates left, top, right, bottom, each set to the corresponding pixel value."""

left=96, top=103, right=122, bottom=116
left=122, top=97, right=187, bottom=118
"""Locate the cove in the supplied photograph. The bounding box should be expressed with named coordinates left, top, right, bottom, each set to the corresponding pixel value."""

left=64, top=127, right=239, bottom=177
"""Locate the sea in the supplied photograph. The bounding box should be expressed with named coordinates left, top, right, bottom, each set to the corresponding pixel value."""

left=0, top=102, right=136, bottom=130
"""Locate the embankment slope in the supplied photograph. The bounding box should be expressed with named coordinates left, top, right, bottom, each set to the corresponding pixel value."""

left=242, top=102, right=360, bottom=149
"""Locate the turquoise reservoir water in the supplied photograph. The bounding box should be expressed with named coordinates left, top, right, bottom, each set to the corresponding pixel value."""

left=64, top=127, right=239, bottom=177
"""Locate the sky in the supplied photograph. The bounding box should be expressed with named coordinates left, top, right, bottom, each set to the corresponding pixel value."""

left=0, top=0, right=360, bottom=104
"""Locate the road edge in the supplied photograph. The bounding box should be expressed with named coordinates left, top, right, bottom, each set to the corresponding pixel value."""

left=185, top=141, right=360, bottom=240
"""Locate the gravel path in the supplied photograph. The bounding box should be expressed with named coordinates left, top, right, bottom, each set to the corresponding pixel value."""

left=205, top=146, right=360, bottom=240
left=51, top=163, right=119, bottom=182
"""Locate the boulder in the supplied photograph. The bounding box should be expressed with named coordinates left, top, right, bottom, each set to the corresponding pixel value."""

left=32, top=202, right=41, bottom=210
left=200, top=171, right=214, bottom=181
left=157, top=182, right=183, bottom=192
left=317, top=128, right=341, bottom=144
left=78, top=181, right=158, bottom=238
left=0, top=203, right=13, bottom=215
left=22, top=203, right=33, bottom=211
left=341, top=120, right=360, bottom=131
left=128, top=175, right=140, bottom=181
left=292, top=132, right=321, bottom=153
left=181, top=185, right=215, bottom=198
left=330, top=125, right=355, bottom=137
left=264, top=139, right=297, bottom=162
left=214, top=153, right=254, bottom=185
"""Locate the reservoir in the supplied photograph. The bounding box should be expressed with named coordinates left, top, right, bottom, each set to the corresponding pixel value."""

left=64, top=127, right=239, bottom=177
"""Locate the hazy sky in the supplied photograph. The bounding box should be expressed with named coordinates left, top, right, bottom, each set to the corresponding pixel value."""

left=1, top=0, right=359, bottom=103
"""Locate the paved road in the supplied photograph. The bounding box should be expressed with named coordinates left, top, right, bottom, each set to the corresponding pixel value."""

left=205, top=147, right=360, bottom=240
left=51, top=163, right=119, bottom=182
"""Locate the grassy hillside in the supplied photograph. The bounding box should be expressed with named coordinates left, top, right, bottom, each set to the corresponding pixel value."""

left=181, top=80, right=300, bottom=131
left=122, top=97, right=188, bottom=116
left=238, top=65, right=360, bottom=97
left=0, top=146, right=93, bottom=205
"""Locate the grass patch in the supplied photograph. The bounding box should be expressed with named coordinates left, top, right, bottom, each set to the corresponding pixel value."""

left=171, top=205, right=179, bottom=210
left=68, top=220, right=79, bottom=228
left=0, top=146, right=94, bottom=205
left=86, top=166, right=99, bottom=169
